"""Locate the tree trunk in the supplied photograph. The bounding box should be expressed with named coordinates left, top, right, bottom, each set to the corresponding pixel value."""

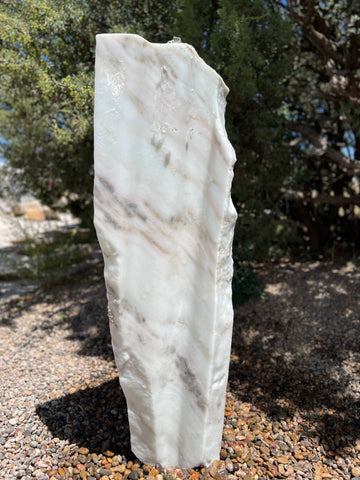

left=296, top=200, right=321, bottom=250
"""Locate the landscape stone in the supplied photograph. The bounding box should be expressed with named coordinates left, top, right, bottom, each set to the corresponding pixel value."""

left=94, top=34, right=237, bottom=468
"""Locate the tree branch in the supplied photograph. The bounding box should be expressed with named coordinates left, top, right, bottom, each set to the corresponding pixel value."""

left=315, top=194, right=360, bottom=207
left=304, top=25, right=345, bottom=67
left=287, top=122, right=360, bottom=175
left=281, top=188, right=360, bottom=207
left=304, top=0, right=316, bottom=27
left=279, top=1, right=345, bottom=67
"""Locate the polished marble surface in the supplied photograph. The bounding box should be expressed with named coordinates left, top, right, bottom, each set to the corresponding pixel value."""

left=94, top=33, right=237, bottom=468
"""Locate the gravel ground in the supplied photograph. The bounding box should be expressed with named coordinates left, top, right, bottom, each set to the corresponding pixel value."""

left=0, top=201, right=79, bottom=250
left=1, top=259, right=360, bottom=480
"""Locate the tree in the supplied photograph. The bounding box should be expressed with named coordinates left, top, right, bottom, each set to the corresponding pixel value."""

left=0, top=0, right=180, bottom=229
left=277, top=0, right=360, bottom=251
left=215, top=0, right=295, bottom=258
left=173, top=0, right=220, bottom=61
left=8, top=0, right=354, bottom=259
left=176, top=0, right=295, bottom=258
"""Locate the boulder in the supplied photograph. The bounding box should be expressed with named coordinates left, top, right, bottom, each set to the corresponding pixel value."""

left=24, top=207, right=46, bottom=221
left=10, top=198, right=59, bottom=221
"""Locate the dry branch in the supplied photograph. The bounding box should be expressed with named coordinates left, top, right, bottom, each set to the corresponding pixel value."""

left=287, top=122, right=360, bottom=176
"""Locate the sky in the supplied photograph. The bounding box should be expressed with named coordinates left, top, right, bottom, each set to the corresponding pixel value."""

left=0, top=139, right=7, bottom=164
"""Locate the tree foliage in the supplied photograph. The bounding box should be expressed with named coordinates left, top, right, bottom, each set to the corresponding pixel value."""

left=1, top=1, right=93, bottom=225
left=175, top=0, right=295, bottom=258
left=0, top=0, right=180, bottom=228
left=278, top=0, right=360, bottom=252
left=1, top=0, right=360, bottom=258
left=214, top=0, right=295, bottom=258
left=176, top=0, right=360, bottom=257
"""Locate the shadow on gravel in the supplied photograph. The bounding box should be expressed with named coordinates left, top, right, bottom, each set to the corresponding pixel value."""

left=230, top=260, right=360, bottom=452
left=36, top=378, right=135, bottom=458
left=6, top=257, right=360, bottom=456
left=0, top=262, right=114, bottom=361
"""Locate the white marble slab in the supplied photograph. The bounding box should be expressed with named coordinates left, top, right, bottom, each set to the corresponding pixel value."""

left=94, top=33, right=237, bottom=469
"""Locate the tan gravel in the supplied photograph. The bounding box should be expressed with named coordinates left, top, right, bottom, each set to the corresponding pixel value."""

left=1, top=259, right=360, bottom=479
left=230, top=259, right=360, bottom=476
left=233, top=259, right=360, bottom=410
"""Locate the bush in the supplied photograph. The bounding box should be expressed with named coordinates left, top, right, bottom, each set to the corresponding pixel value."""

left=15, top=229, right=91, bottom=285
left=232, top=245, right=264, bottom=306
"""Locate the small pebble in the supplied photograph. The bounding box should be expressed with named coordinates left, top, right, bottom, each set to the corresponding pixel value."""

left=352, top=467, right=360, bottom=477
left=220, top=449, right=227, bottom=460
left=99, top=468, right=113, bottom=475
left=225, top=458, right=233, bottom=472
left=128, top=471, right=139, bottom=480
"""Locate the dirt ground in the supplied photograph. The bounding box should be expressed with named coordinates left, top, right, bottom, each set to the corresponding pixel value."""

left=1, top=257, right=360, bottom=479
left=232, top=259, right=360, bottom=447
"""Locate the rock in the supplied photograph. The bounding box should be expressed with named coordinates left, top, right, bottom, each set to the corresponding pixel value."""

left=94, top=33, right=237, bottom=469
left=293, top=451, right=304, bottom=460
left=128, top=471, right=139, bottom=480
left=99, top=468, right=113, bottom=476
left=78, top=447, right=89, bottom=455
left=352, top=467, right=360, bottom=477
left=155, top=464, right=163, bottom=474
left=42, top=206, right=59, bottom=220
left=142, top=464, right=152, bottom=474
left=112, top=466, right=126, bottom=473
left=12, top=199, right=45, bottom=221
left=223, top=430, right=236, bottom=442
left=220, top=449, right=228, bottom=460
left=9, top=197, right=59, bottom=222
left=11, top=204, right=24, bottom=217
left=276, top=456, right=289, bottom=464
left=225, top=458, right=234, bottom=472
left=24, top=207, right=46, bottom=221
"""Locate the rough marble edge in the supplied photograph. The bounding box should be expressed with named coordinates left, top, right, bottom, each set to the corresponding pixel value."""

left=95, top=33, right=230, bottom=96
left=201, top=71, right=238, bottom=465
